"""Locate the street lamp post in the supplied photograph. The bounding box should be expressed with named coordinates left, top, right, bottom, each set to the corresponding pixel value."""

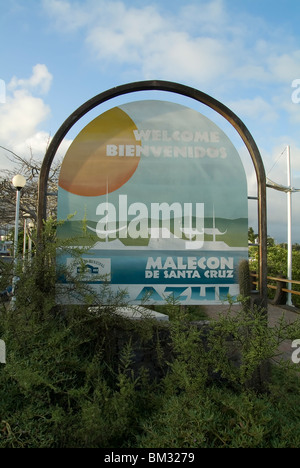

left=12, top=174, right=26, bottom=299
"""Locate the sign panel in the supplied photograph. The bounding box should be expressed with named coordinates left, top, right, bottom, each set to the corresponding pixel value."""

left=57, top=100, right=248, bottom=305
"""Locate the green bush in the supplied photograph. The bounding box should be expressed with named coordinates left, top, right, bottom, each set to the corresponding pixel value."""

left=1, top=226, right=300, bottom=448
left=136, top=370, right=300, bottom=448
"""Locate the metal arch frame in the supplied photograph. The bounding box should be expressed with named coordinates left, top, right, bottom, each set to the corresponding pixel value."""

left=37, top=80, right=267, bottom=307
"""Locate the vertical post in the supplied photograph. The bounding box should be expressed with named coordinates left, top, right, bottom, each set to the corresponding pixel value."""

left=23, top=218, right=27, bottom=260
left=11, top=175, right=26, bottom=302
left=12, top=188, right=21, bottom=297
left=287, top=145, right=293, bottom=306
left=13, top=189, right=21, bottom=259
left=28, top=222, right=33, bottom=262
left=258, top=176, right=268, bottom=310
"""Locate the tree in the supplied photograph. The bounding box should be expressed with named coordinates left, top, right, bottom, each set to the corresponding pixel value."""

left=248, top=227, right=258, bottom=244
left=0, top=146, right=60, bottom=230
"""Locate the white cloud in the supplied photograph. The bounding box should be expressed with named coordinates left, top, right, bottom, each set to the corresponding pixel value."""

left=0, top=64, right=74, bottom=172
left=268, top=51, right=300, bottom=83
left=0, top=65, right=52, bottom=163
left=42, top=0, right=90, bottom=32
left=8, top=64, right=53, bottom=95
left=41, top=0, right=300, bottom=94
left=228, top=97, right=279, bottom=123
left=13, top=131, right=51, bottom=158
left=177, top=0, right=228, bottom=35
left=231, top=64, right=271, bottom=84
left=42, top=0, right=236, bottom=84
left=0, top=90, right=50, bottom=146
left=141, top=34, right=232, bottom=84
left=278, top=98, right=300, bottom=125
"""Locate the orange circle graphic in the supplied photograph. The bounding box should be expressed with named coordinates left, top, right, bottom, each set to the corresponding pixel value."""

left=59, top=107, right=141, bottom=196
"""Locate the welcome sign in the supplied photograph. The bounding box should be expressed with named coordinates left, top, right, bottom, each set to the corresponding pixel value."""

left=57, top=100, right=248, bottom=304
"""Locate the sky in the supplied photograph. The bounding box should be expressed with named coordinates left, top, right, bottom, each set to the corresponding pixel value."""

left=1, top=0, right=300, bottom=243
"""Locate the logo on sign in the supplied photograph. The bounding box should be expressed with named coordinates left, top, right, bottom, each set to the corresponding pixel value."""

left=68, top=258, right=111, bottom=281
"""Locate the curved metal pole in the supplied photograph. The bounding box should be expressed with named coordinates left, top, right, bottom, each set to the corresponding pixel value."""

left=37, top=80, right=267, bottom=307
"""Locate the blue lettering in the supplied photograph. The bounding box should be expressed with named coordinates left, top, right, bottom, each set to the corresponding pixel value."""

left=135, top=287, right=163, bottom=302
left=190, top=286, right=216, bottom=301
left=218, top=287, right=231, bottom=301
left=164, top=286, right=190, bottom=300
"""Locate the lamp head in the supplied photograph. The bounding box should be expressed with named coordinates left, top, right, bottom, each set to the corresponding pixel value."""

left=12, top=174, right=26, bottom=190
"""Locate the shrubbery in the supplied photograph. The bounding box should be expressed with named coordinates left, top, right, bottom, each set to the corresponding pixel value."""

left=1, top=229, right=300, bottom=448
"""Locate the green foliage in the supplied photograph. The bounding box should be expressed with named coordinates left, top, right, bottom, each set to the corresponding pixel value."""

left=238, top=259, right=251, bottom=309
left=248, top=227, right=257, bottom=244
left=0, top=258, right=13, bottom=293
left=136, top=373, right=300, bottom=448
left=1, top=222, right=300, bottom=448
left=0, top=300, right=157, bottom=448
left=135, top=302, right=300, bottom=448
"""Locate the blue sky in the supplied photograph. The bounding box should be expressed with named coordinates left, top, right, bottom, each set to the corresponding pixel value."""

left=1, top=0, right=300, bottom=242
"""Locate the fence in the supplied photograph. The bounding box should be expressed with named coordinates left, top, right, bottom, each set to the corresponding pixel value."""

left=250, top=272, right=300, bottom=308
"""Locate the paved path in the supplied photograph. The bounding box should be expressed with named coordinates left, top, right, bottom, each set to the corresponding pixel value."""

left=201, top=302, right=300, bottom=363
